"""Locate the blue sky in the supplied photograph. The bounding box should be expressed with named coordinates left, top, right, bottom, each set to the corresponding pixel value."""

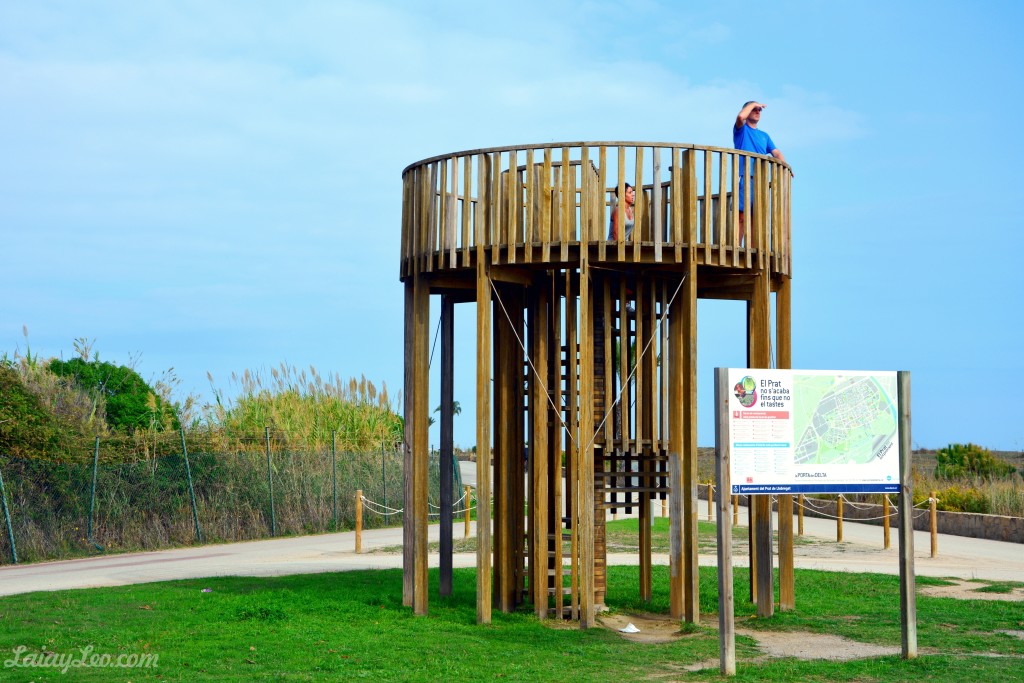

left=2, top=1, right=1021, bottom=451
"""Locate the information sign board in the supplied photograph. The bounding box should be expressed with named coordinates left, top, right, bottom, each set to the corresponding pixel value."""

left=726, top=369, right=900, bottom=494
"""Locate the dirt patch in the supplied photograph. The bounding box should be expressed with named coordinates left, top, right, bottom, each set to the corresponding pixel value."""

left=736, top=628, right=900, bottom=661
left=997, top=630, right=1024, bottom=640
left=598, top=611, right=698, bottom=644
left=597, top=612, right=901, bottom=662
left=919, top=579, right=1024, bottom=602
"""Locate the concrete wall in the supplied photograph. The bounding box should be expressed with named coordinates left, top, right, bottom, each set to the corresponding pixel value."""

left=702, top=488, right=1024, bottom=544
left=788, top=497, right=1024, bottom=544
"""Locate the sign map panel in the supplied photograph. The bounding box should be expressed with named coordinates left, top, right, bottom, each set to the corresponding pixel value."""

left=727, top=369, right=901, bottom=494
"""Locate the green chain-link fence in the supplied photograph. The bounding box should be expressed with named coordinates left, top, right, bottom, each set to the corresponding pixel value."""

left=0, top=429, right=461, bottom=565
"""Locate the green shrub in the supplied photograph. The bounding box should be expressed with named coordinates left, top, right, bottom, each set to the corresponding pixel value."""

left=934, top=484, right=990, bottom=514
left=0, top=365, right=91, bottom=459
left=934, top=442, right=1016, bottom=479
left=47, top=358, right=177, bottom=433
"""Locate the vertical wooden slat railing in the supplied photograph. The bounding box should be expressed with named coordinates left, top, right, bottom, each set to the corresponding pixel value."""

left=560, top=148, right=571, bottom=263
left=437, top=158, right=448, bottom=271
left=400, top=142, right=791, bottom=276
left=524, top=149, right=535, bottom=263
left=702, top=149, right=712, bottom=263
left=652, top=147, right=663, bottom=263
left=632, top=146, right=644, bottom=262
left=491, top=151, right=501, bottom=260
left=717, top=152, right=728, bottom=266
left=448, top=156, right=458, bottom=267
left=461, top=156, right=472, bottom=268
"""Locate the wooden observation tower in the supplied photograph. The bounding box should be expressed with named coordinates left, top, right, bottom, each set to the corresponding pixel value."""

left=400, top=141, right=793, bottom=627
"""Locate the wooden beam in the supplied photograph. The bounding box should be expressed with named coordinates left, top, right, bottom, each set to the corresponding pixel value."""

left=439, top=295, right=454, bottom=597
left=551, top=280, right=564, bottom=619
left=898, top=371, right=918, bottom=659
left=403, top=281, right=414, bottom=607
left=683, top=260, right=699, bottom=624
left=668, top=276, right=685, bottom=619
left=776, top=276, right=794, bottom=611
left=489, top=264, right=534, bottom=287
left=475, top=258, right=492, bottom=625
left=531, top=283, right=550, bottom=618
left=714, top=368, right=736, bottom=676
left=579, top=257, right=596, bottom=628
left=566, top=272, right=580, bottom=621
left=638, top=280, right=654, bottom=602
left=412, top=272, right=430, bottom=616
left=748, top=270, right=773, bottom=619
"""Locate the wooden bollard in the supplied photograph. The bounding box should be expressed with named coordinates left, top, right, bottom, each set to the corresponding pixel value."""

left=662, top=498, right=667, bottom=517
left=355, top=489, right=363, bottom=554
left=464, top=485, right=472, bottom=539
left=732, top=495, right=738, bottom=527
left=930, top=490, right=938, bottom=558
left=883, top=495, right=891, bottom=549
left=707, top=482, right=713, bottom=521
left=837, top=495, right=844, bottom=543
left=797, top=494, right=804, bottom=536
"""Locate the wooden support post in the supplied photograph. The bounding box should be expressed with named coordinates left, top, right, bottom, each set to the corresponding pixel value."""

left=798, top=494, right=804, bottom=535
left=638, top=280, right=654, bottom=603
left=668, top=273, right=685, bottom=620
left=930, top=490, right=938, bottom=558
left=355, top=489, right=363, bottom=554
left=403, top=282, right=414, bottom=606
left=748, top=269, right=773, bottom=619
left=566, top=273, right=580, bottom=622
left=714, top=369, right=736, bottom=676
left=440, top=296, right=455, bottom=597
left=748, top=499, right=756, bottom=603
left=476, top=258, right=492, bottom=625
left=681, top=149, right=700, bottom=624
left=707, top=483, right=713, bottom=521
left=897, top=371, right=917, bottom=659
left=837, top=496, right=844, bottom=543
left=776, top=275, right=794, bottom=611
left=530, top=283, right=550, bottom=619
left=412, top=272, right=430, bottom=616
left=579, top=259, right=597, bottom=628
left=551, top=282, right=564, bottom=620
left=493, top=284, right=522, bottom=613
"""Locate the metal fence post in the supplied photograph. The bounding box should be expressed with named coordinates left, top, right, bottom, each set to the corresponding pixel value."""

left=0, top=462, right=17, bottom=563
left=87, top=436, right=104, bottom=551
left=265, top=427, right=276, bottom=537
left=179, top=429, right=203, bottom=542
left=332, top=430, right=338, bottom=530
left=381, top=439, right=387, bottom=511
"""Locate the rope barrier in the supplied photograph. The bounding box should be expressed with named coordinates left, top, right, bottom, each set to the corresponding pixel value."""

left=360, top=496, right=403, bottom=516
left=362, top=494, right=476, bottom=518
left=428, top=490, right=468, bottom=510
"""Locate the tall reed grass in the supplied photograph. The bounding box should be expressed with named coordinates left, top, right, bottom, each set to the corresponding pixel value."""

left=206, top=363, right=402, bottom=453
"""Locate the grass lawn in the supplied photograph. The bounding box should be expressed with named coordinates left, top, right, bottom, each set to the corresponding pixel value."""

left=1, top=563, right=1022, bottom=682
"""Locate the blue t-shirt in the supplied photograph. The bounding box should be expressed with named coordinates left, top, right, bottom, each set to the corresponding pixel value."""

left=733, top=123, right=776, bottom=176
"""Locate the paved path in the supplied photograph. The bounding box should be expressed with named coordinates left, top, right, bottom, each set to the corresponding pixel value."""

left=1, top=467, right=1021, bottom=597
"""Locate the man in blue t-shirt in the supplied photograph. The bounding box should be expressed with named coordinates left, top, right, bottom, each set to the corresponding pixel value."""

left=733, top=101, right=787, bottom=241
